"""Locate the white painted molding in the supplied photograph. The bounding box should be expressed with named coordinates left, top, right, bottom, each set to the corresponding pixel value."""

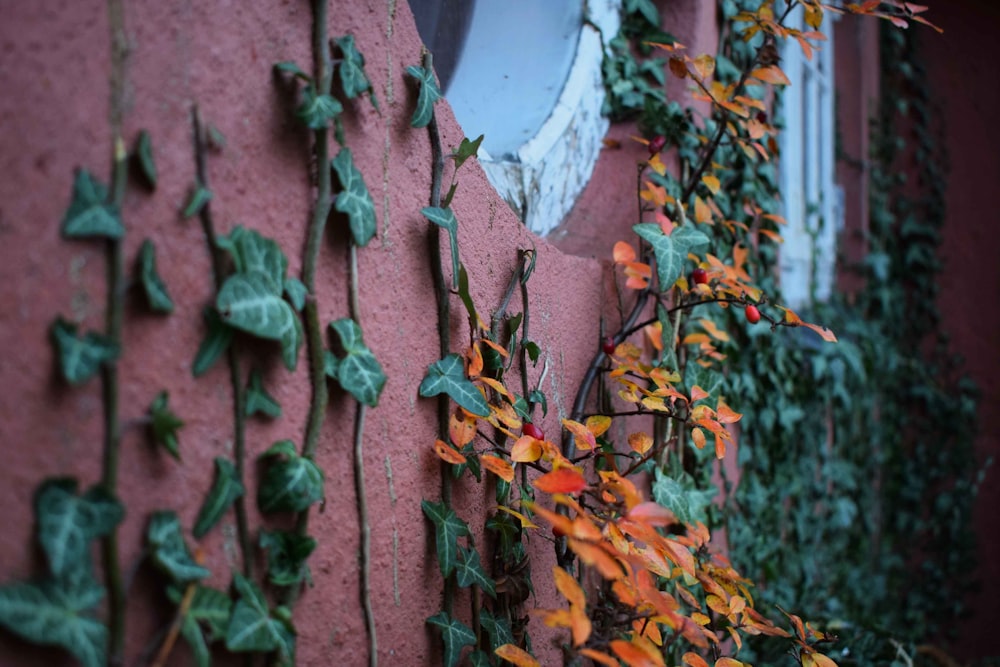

left=476, top=1, right=621, bottom=235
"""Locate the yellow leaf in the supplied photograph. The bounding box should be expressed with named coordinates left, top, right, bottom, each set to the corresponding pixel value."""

left=804, top=4, right=823, bottom=28
left=553, top=565, right=586, bottom=608
left=699, top=318, right=731, bottom=342
left=562, top=418, right=597, bottom=450
left=648, top=153, right=667, bottom=176
left=692, top=54, right=716, bottom=80
left=433, top=439, right=466, bottom=465
left=495, top=644, right=540, bottom=667
left=586, top=415, right=612, bottom=437
left=510, top=435, right=542, bottom=463
left=810, top=652, right=839, bottom=667
left=701, top=173, right=720, bottom=195
left=481, top=454, right=514, bottom=482
left=628, top=431, right=653, bottom=455
left=494, top=505, right=538, bottom=529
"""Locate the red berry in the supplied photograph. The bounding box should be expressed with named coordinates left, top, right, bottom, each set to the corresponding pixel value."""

left=691, top=268, right=709, bottom=285
left=648, top=135, right=667, bottom=155
left=523, top=422, right=544, bottom=441
left=756, top=111, right=768, bottom=124
left=745, top=305, right=761, bottom=324
left=602, top=336, right=616, bottom=355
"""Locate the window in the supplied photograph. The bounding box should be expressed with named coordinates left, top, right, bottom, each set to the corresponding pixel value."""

left=412, top=1, right=621, bottom=235
left=777, top=8, right=842, bottom=308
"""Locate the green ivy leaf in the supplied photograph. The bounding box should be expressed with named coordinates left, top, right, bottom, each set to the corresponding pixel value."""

left=633, top=223, right=710, bottom=291
left=61, top=169, right=123, bottom=239
left=137, top=239, right=174, bottom=313
left=217, top=273, right=301, bottom=370
left=35, top=479, right=123, bottom=579
left=523, top=341, right=541, bottom=364
left=273, top=61, right=311, bottom=81
left=259, top=530, right=317, bottom=587
left=335, top=35, right=379, bottom=109
left=182, top=185, right=213, bottom=219
left=529, top=389, right=548, bottom=416
left=193, top=458, right=245, bottom=538
left=656, top=303, right=679, bottom=370
left=420, top=206, right=460, bottom=288
left=225, top=573, right=295, bottom=662
left=283, top=276, right=307, bottom=312
left=468, top=651, right=491, bottom=667
left=652, top=469, right=717, bottom=526
left=332, top=148, right=377, bottom=247
left=457, top=264, right=478, bottom=326
left=167, top=583, right=232, bottom=642
left=0, top=580, right=107, bottom=667
left=419, top=354, right=490, bottom=417
left=148, top=391, right=184, bottom=460
left=328, top=318, right=386, bottom=407
left=179, top=615, right=211, bottom=667
left=246, top=368, right=282, bottom=419
left=192, top=307, right=234, bottom=377
left=452, top=134, right=484, bottom=170
left=133, top=129, right=157, bottom=189
left=421, top=500, right=471, bottom=577
left=426, top=611, right=475, bottom=667
left=485, top=512, right=519, bottom=556
left=257, top=441, right=324, bottom=514
left=50, top=318, right=119, bottom=385
left=454, top=546, right=496, bottom=598
left=217, top=225, right=288, bottom=292
left=480, top=609, right=514, bottom=652
left=297, top=84, right=343, bottom=130
left=146, top=511, right=211, bottom=583
left=405, top=64, right=442, bottom=128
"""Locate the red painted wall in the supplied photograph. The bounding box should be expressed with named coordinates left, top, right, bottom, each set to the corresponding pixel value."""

left=920, top=1, right=1000, bottom=661
left=0, top=2, right=618, bottom=664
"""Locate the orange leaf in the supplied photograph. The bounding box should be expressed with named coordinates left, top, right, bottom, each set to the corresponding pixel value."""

left=562, top=418, right=597, bottom=451
left=716, top=399, right=742, bottom=424
left=553, top=565, right=586, bottom=608
left=669, top=56, right=688, bottom=79
left=495, top=644, right=540, bottom=667
left=683, top=653, right=710, bottom=667
left=578, top=649, right=619, bottom=667
left=691, top=427, right=706, bottom=449
left=481, top=454, right=514, bottom=482
left=759, top=228, right=784, bottom=244
left=808, top=652, right=839, bottom=667
left=628, top=431, right=653, bottom=455
left=694, top=196, right=713, bottom=224
left=481, top=337, right=509, bottom=359
left=510, top=435, right=542, bottom=463
left=568, top=538, right=624, bottom=580
left=751, top=65, right=790, bottom=85
left=614, top=241, right=637, bottom=263
left=610, top=640, right=658, bottom=667
left=570, top=604, right=592, bottom=647
left=586, top=415, right=611, bottom=438
left=449, top=412, right=477, bottom=447
left=467, top=342, right=484, bottom=378
left=627, top=501, right=676, bottom=526
left=533, top=468, right=587, bottom=494
left=699, top=318, right=730, bottom=342
left=690, top=385, right=709, bottom=402
left=433, top=439, right=466, bottom=465
left=715, top=659, right=744, bottom=667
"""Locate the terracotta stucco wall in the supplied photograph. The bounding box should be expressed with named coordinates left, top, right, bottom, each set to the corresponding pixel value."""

left=0, top=1, right=634, bottom=664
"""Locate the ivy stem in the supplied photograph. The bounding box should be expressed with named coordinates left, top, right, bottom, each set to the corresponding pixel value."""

left=192, top=105, right=253, bottom=578
left=285, top=0, right=332, bottom=613
left=349, top=242, right=377, bottom=666
left=424, top=49, right=456, bottom=614
left=102, top=0, right=128, bottom=662
left=300, top=0, right=332, bottom=462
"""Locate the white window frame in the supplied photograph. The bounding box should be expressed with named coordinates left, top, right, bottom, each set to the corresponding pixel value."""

left=777, top=8, right=841, bottom=308
left=422, top=0, right=621, bottom=236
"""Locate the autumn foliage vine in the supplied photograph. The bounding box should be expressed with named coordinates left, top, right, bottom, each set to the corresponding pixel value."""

left=414, top=2, right=943, bottom=667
